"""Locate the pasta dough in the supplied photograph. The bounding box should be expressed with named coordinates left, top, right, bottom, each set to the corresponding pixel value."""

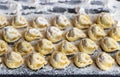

left=53, top=15, right=70, bottom=29
left=24, top=28, right=43, bottom=41
left=46, top=27, right=63, bottom=43
left=0, top=40, right=8, bottom=55
left=27, top=53, right=47, bottom=70
left=73, top=14, right=92, bottom=29
left=97, top=13, right=115, bottom=29
left=88, top=24, right=106, bottom=41
left=50, top=51, right=70, bottom=69
left=3, top=26, right=21, bottom=43
left=32, top=16, right=49, bottom=28
left=14, top=41, right=33, bottom=56
left=100, top=37, right=120, bottom=52
left=59, top=40, right=78, bottom=55
left=11, top=15, right=28, bottom=28
left=74, top=52, right=93, bottom=67
left=36, top=39, right=54, bottom=55
left=4, top=52, right=23, bottom=69
left=0, top=15, right=8, bottom=28
left=109, top=26, right=120, bottom=41
left=96, top=52, right=115, bottom=70
left=115, top=51, right=120, bottom=65
left=66, top=28, right=86, bottom=42
left=79, top=38, right=98, bottom=54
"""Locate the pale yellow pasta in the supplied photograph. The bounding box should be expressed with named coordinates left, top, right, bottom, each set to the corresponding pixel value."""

left=24, top=28, right=43, bottom=41
left=46, top=27, right=63, bottom=43
left=73, top=14, right=92, bottom=29
left=0, top=15, right=8, bottom=28
left=97, top=13, right=115, bottom=29
left=115, top=51, right=120, bottom=65
left=79, top=38, right=98, bottom=54
left=32, top=16, right=49, bottom=28
left=88, top=24, right=106, bottom=41
left=74, top=52, right=93, bottom=67
left=59, top=40, right=78, bottom=55
left=36, top=39, right=54, bottom=55
left=109, top=26, right=120, bottom=41
left=50, top=51, right=70, bottom=69
left=53, top=15, right=70, bottom=29
left=14, top=41, right=33, bottom=56
left=11, top=15, right=28, bottom=28
left=66, top=28, right=86, bottom=42
left=100, top=37, right=120, bottom=52
left=4, top=52, right=23, bottom=69
left=96, top=52, right=114, bottom=70
left=27, top=53, right=47, bottom=70
left=0, top=40, right=8, bottom=55
left=3, top=26, right=21, bottom=43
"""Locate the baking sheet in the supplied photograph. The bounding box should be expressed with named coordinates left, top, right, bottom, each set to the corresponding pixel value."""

left=0, top=0, right=120, bottom=75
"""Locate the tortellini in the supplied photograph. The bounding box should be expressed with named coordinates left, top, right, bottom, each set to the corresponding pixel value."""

left=27, top=53, right=47, bottom=70
left=79, top=38, right=98, bottom=54
left=66, top=28, right=86, bottom=42
left=24, top=28, right=43, bottom=41
left=11, top=15, right=28, bottom=28
left=50, top=51, right=70, bottom=69
left=53, top=15, right=70, bottom=29
left=4, top=52, right=24, bottom=69
left=59, top=40, right=78, bottom=55
left=88, top=24, right=106, bottom=41
left=100, top=37, right=120, bottom=52
left=73, top=14, right=92, bottom=29
left=0, top=40, right=8, bottom=55
left=0, top=15, right=8, bottom=28
left=46, top=27, right=63, bottom=43
left=73, top=52, right=93, bottom=67
left=14, top=41, right=34, bottom=56
left=109, top=26, right=120, bottom=41
left=3, top=26, right=21, bottom=43
left=115, top=51, right=120, bottom=65
left=36, top=39, right=54, bottom=55
left=96, top=52, right=115, bottom=70
left=32, top=16, right=49, bottom=28
left=97, top=13, right=115, bottom=29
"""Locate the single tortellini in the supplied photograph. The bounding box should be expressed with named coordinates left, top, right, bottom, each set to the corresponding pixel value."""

left=53, top=15, right=70, bottom=29
left=0, top=15, right=8, bottom=28
left=79, top=38, right=98, bottom=54
left=24, top=28, right=43, bottom=41
left=11, top=15, right=28, bottom=28
left=36, top=39, right=54, bottom=55
left=109, top=26, right=120, bottom=41
left=96, top=52, right=115, bottom=70
left=46, top=27, right=63, bottom=43
left=97, top=13, right=115, bottom=29
left=100, top=37, right=120, bottom=52
left=115, top=51, right=120, bottom=65
left=0, top=40, right=8, bottom=55
left=88, top=24, right=106, bottom=41
left=4, top=52, right=24, bottom=69
left=59, top=40, right=78, bottom=55
left=3, top=26, right=21, bottom=43
left=14, top=41, right=34, bottom=56
left=32, top=16, right=49, bottom=28
left=50, top=51, right=70, bottom=69
left=74, top=52, right=93, bottom=67
left=27, top=53, right=47, bottom=70
left=66, top=28, right=86, bottom=42
left=73, top=14, right=92, bottom=29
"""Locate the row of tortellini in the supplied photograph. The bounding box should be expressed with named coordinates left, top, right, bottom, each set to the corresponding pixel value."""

left=0, top=12, right=116, bottom=29
left=2, top=49, right=120, bottom=71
